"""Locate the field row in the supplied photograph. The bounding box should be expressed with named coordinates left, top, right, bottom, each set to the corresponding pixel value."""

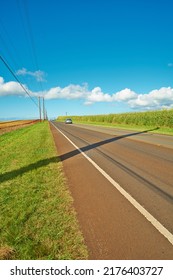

left=57, top=109, right=173, bottom=128
left=57, top=109, right=173, bottom=131
left=0, top=119, right=39, bottom=129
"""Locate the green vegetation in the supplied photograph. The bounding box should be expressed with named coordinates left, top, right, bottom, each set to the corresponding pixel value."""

left=0, top=122, right=88, bottom=260
left=57, top=109, right=173, bottom=135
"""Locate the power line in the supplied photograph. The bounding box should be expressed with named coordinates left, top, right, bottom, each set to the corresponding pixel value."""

left=17, top=0, right=44, bottom=92
left=0, top=18, right=24, bottom=71
left=0, top=54, right=38, bottom=108
left=38, top=96, right=42, bottom=122
left=0, top=19, right=29, bottom=88
left=0, top=1, right=47, bottom=118
left=23, top=0, right=39, bottom=72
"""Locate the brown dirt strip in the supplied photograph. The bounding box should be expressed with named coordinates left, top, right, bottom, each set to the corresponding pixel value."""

left=0, top=120, right=40, bottom=135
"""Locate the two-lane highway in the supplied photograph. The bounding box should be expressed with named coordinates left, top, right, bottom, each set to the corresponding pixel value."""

left=50, top=121, right=173, bottom=259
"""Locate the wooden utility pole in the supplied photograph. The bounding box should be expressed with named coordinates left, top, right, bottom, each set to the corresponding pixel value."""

left=42, top=97, right=45, bottom=120
left=38, top=96, right=42, bottom=122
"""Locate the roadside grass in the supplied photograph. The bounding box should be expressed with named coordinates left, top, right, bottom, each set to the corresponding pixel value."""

left=0, top=122, right=88, bottom=260
left=70, top=120, right=173, bottom=135
left=57, top=109, right=173, bottom=135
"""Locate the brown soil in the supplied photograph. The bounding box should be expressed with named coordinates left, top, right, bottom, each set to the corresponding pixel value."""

left=0, top=120, right=40, bottom=135
left=0, top=246, right=15, bottom=260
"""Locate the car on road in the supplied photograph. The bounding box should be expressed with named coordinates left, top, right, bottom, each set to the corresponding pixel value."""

left=65, top=118, right=73, bottom=124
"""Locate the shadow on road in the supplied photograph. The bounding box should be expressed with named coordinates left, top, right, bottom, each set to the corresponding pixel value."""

left=60, top=127, right=159, bottom=161
left=0, top=127, right=159, bottom=184
left=58, top=126, right=173, bottom=203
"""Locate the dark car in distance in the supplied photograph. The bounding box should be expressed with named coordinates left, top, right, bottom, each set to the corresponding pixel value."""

left=65, top=118, right=73, bottom=124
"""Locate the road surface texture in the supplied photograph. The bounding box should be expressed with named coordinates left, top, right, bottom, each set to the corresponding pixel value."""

left=50, top=121, right=173, bottom=260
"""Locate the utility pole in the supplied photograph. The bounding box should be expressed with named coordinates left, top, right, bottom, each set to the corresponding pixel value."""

left=38, top=96, right=42, bottom=122
left=42, top=97, right=45, bottom=120
left=45, top=110, right=48, bottom=120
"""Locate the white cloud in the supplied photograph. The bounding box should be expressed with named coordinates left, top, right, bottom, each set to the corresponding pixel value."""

left=0, top=77, right=4, bottom=84
left=86, top=87, right=112, bottom=103
left=45, top=85, right=173, bottom=110
left=112, top=88, right=137, bottom=101
left=128, top=87, right=173, bottom=109
left=0, top=77, right=26, bottom=96
left=16, top=68, right=46, bottom=82
left=84, top=101, right=94, bottom=105
left=1, top=76, right=173, bottom=110
left=44, top=84, right=88, bottom=100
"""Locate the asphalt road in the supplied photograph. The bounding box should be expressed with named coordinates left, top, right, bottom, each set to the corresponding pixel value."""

left=50, top=121, right=173, bottom=259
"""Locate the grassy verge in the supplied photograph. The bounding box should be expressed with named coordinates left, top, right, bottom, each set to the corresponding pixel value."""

left=0, top=122, right=88, bottom=260
left=71, top=120, right=173, bottom=135
left=57, top=109, right=173, bottom=135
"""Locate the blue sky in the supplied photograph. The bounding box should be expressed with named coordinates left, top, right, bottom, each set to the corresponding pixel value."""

left=0, top=0, right=173, bottom=119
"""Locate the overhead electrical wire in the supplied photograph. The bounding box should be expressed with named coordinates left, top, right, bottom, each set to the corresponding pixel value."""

left=0, top=54, right=39, bottom=108
left=16, top=0, right=44, bottom=92
left=17, top=0, right=46, bottom=119
left=23, top=0, right=39, bottom=72
left=0, top=20, right=20, bottom=71
left=0, top=5, right=35, bottom=94
left=0, top=14, right=27, bottom=65
left=0, top=0, right=47, bottom=118
left=0, top=20, right=29, bottom=88
left=15, top=0, right=37, bottom=69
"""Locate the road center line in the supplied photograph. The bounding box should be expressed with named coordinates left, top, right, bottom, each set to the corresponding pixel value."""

left=51, top=122, right=173, bottom=246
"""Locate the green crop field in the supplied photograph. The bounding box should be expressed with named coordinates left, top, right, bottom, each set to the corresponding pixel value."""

left=0, top=122, right=88, bottom=260
left=57, top=109, right=173, bottom=135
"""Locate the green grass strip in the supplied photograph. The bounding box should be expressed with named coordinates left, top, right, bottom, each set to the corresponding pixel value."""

left=0, top=122, right=88, bottom=260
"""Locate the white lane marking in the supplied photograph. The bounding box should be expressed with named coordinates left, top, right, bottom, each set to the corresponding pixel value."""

left=51, top=122, right=173, bottom=246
